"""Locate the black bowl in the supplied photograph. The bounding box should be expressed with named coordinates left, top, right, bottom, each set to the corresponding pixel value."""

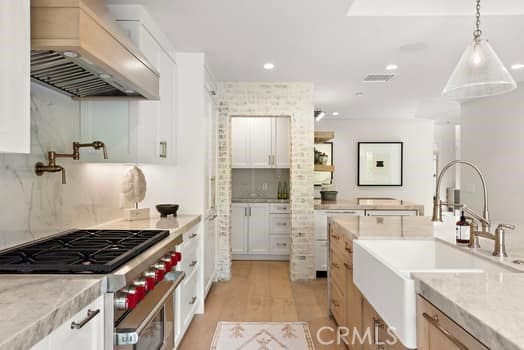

left=156, top=204, right=179, bottom=217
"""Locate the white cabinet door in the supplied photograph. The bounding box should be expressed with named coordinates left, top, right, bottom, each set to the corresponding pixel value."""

left=231, top=118, right=251, bottom=168
left=156, top=50, right=176, bottom=163
left=250, top=118, right=273, bottom=168
left=231, top=204, right=248, bottom=254
left=273, top=117, right=290, bottom=168
left=247, top=204, right=270, bottom=254
left=0, top=0, right=30, bottom=153
left=204, top=214, right=216, bottom=295
left=47, top=296, right=104, bottom=350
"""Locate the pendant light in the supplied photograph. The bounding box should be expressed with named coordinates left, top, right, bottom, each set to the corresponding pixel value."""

left=442, top=0, right=517, bottom=99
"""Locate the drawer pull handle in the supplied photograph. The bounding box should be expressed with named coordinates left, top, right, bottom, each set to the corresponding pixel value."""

left=189, top=233, right=197, bottom=239
left=189, top=260, right=197, bottom=267
left=71, top=309, right=100, bottom=329
left=344, top=262, right=352, bottom=270
left=189, top=296, right=197, bottom=305
left=422, top=313, right=470, bottom=350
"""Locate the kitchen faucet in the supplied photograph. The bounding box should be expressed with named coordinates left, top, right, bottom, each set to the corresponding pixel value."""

left=432, top=160, right=515, bottom=257
left=35, top=141, right=108, bottom=184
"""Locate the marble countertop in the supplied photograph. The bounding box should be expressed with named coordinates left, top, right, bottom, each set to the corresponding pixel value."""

left=232, top=198, right=289, bottom=203
left=95, top=214, right=201, bottom=233
left=0, top=276, right=104, bottom=350
left=314, top=198, right=424, bottom=213
left=415, top=272, right=524, bottom=350
left=329, top=215, right=439, bottom=241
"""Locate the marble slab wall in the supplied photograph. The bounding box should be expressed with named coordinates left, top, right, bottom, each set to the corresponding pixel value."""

left=0, top=84, right=175, bottom=250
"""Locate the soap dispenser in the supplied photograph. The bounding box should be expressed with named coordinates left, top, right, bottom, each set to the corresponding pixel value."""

left=455, top=211, right=471, bottom=244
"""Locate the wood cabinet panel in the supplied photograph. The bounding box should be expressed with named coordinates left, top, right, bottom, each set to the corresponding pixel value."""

left=417, top=296, right=488, bottom=350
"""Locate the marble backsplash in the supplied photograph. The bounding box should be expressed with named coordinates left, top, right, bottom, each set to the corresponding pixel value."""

left=232, top=168, right=290, bottom=199
left=0, top=84, right=175, bottom=250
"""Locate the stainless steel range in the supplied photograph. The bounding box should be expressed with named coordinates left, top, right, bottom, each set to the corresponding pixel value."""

left=0, top=229, right=185, bottom=350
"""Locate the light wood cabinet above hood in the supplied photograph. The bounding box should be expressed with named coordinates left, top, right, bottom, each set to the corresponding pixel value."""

left=30, top=0, right=160, bottom=100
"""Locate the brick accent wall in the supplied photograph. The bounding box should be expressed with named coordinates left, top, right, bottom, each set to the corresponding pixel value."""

left=216, top=82, right=315, bottom=281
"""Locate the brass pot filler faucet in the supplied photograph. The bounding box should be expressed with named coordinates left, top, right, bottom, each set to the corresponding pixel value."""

left=35, top=141, right=108, bottom=184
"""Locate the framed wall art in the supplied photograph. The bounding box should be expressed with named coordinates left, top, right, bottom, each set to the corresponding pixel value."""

left=358, top=142, right=403, bottom=186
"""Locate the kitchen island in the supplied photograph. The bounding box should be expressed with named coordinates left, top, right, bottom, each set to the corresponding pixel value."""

left=328, top=215, right=524, bottom=350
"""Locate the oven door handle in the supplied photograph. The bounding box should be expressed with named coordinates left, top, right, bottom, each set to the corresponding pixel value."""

left=115, top=272, right=185, bottom=346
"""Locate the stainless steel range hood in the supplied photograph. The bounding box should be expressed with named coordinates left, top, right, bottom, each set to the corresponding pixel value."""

left=31, top=0, right=159, bottom=100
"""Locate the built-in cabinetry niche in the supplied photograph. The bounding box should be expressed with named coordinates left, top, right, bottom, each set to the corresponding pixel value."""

left=79, top=13, right=177, bottom=164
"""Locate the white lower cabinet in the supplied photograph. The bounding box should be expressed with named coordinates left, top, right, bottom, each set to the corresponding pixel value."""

left=31, top=296, right=104, bottom=350
left=232, top=202, right=290, bottom=259
left=174, top=224, right=202, bottom=348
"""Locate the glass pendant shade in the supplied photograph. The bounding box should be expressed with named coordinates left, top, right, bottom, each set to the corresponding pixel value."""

left=443, top=39, right=517, bottom=99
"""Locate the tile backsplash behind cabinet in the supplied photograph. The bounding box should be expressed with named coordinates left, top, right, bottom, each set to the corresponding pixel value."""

left=232, top=168, right=290, bottom=199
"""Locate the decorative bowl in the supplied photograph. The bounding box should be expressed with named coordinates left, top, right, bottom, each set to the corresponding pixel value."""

left=156, top=204, right=179, bottom=217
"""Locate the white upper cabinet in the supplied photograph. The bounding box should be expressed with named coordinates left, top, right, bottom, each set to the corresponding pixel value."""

left=231, top=117, right=290, bottom=169
left=0, top=0, right=30, bottom=153
left=273, top=117, right=290, bottom=168
left=250, top=118, right=273, bottom=168
left=80, top=6, right=177, bottom=164
left=231, top=118, right=252, bottom=168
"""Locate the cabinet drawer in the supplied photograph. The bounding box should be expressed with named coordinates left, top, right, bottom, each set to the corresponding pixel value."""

left=330, top=282, right=346, bottom=327
left=183, top=226, right=200, bottom=242
left=47, top=296, right=104, bottom=350
left=177, top=236, right=199, bottom=278
left=270, top=203, right=290, bottom=214
left=270, top=214, right=290, bottom=234
left=179, top=268, right=199, bottom=331
left=270, top=236, right=290, bottom=255
left=417, top=296, right=488, bottom=350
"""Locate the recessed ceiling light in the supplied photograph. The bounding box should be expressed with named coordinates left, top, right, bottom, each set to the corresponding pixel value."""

left=263, top=63, right=275, bottom=70
left=99, top=74, right=111, bottom=79
left=386, top=64, right=398, bottom=71
left=124, top=89, right=135, bottom=94
left=355, top=92, right=364, bottom=96
left=332, top=112, right=339, bottom=116
left=63, top=51, right=79, bottom=58
left=511, top=63, right=524, bottom=70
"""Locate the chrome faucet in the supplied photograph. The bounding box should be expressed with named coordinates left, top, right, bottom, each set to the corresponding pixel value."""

left=432, top=160, right=515, bottom=257
left=35, top=141, right=108, bottom=184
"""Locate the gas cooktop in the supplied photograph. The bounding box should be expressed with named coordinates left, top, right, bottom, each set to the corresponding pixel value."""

left=0, top=229, right=169, bottom=274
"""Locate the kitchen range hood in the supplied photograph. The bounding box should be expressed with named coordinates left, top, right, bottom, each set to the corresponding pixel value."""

left=31, top=0, right=159, bottom=100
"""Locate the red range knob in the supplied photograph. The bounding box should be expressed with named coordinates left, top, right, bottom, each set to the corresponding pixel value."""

left=133, top=279, right=147, bottom=301
left=144, top=270, right=157, bottom=290
left=171, top=252, right=182, bottom=263
left=161, top=257, right=173, bottom=272
left=153, top=262, right=166, bottom=282
left=124, top=287, right=138, bottom=310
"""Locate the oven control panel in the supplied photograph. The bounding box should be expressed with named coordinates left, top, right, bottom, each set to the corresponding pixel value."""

left=114, top=250, right=182, bottom=311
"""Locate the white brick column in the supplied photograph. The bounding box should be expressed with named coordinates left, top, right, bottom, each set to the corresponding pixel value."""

left=215, top=82, right=315, bottom=281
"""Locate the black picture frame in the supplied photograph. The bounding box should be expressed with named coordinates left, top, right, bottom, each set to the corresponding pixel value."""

left=357, top=142, right=403, bottom=187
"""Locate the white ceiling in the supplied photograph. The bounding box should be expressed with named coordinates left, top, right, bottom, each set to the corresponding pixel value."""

left=107, top=0, right=524, bottom=120
left=348, top=0, right=524, bottom=16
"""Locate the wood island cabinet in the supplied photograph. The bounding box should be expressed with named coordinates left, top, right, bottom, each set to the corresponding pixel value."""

left=329, top=224, right=407, bottom=350
left=416, top=296, right=488, bottom=350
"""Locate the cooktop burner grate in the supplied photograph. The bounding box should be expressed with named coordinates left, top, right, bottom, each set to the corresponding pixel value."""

left=0, top=229, right=169, bottom=274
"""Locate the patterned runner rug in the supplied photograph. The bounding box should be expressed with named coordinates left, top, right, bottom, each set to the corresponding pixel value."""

left=210, top=322, right=316, bottom=350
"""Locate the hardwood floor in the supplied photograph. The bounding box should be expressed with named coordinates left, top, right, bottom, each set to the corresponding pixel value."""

left=179, top=261, right=346, bottom=349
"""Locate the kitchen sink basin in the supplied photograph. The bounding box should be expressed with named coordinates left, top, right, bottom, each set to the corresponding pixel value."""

left=353, top=239, right=511, bottom=349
